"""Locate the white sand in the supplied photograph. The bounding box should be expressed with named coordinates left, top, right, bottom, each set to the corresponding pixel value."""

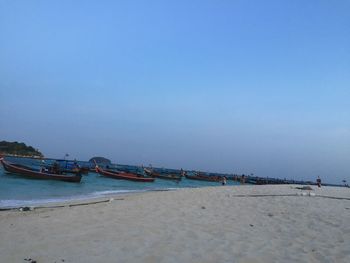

left=1, top=185, right=350, bottom=263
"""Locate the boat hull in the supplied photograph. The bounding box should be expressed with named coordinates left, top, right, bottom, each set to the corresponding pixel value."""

left=0, top=159, right=82, bottom=183
left=96, top=167, right=155, bottom=182
left=144, top=168, right=182, bottom=181
left=185, top=174, right=221, bottom=182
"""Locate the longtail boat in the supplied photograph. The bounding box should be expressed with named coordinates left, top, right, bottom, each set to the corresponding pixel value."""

left=185, top=173, right=222, bottom=182
left=95, top=166, right=155, bottom=182
left=55, top=160, right=89, bottom=175
left=65, top=166, right=89, bottom=175
left=81, top=167, right=90, bottom=174
left=61, top=168, right=85, bottom=175
left=59, top=166, right=89, bottom=175
left=144, top=168, right=182, bottom=181
left=0, top=158, right=82, bottom=183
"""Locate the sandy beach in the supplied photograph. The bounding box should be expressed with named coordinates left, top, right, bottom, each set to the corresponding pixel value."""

left=1, top=185, right=349, bottom=263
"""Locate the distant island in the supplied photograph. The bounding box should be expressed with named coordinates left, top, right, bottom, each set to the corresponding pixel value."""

left=89, top=157, right=111, bottom=165
left=0, top=141, right=43, bottom=158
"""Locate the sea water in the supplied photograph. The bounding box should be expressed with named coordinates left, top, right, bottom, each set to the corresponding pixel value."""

left=0, top=157, right=239, bottom=208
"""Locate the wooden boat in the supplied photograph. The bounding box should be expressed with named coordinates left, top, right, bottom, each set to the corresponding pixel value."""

left=61, top=167, right=89, bottom=175
left=61, top=168, right=84, bottom=175
left=55, top=161, right=89, bottom=175
left=116, top=166, right=145, bottom=177
left=144, top=168, right=182, bottom=181
left=0, top=158, right=82, bottom=183
left=185, top=173, right=222, bottom=182
left=59, top=166, right=89, bottom=175
left=95, top=166, right=155, bottom=182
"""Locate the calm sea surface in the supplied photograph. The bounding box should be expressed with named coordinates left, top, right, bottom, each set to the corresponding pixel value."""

left=0, top=157, right=239, bottom=208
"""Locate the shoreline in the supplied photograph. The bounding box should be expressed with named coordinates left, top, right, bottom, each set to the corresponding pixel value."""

left=0, top=187, right=179, bottom=210
left=1, top=184, right=350, bottom=211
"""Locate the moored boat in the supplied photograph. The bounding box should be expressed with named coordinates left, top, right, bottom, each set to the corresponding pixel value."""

left=59, top=166, right=89, bottom=175
left=0, top=158, right=82, bottom=183
left=185, top=172, right=222, bottom=182
left=61, top=168, right=85, bottom=175
left=95, top=166, right=155, bottom=182
left=70, top=166, right=89, bottom=175
left=144, top=168, right=182, bottom=181
left=54, top=160, right=89, bottom=175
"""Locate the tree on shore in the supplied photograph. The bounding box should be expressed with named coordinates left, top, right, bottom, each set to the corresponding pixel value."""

left=0, top=141, right=43, bottom=157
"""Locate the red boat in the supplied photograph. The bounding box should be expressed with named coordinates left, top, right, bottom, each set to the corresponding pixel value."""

left=95, top=166, right=155, bottom=182
left=0, top=158, right=82, bottom=183
left=144, top=168, right=182, bottom=181
left=185, top=173, right=222, bottom=182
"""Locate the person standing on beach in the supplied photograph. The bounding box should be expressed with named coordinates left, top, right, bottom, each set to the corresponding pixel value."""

left=316, top=176, right=322, bottom=187
left=240, top=174, right=245, bottom=184
left=222, top=176, right=227, bottom=185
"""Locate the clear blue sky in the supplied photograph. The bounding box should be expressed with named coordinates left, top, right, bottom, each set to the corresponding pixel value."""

left=0, top=0, right=349, bottom=183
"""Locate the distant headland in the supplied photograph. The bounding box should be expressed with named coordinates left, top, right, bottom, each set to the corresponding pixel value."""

left=0, top=141, right=43, bottom=158
left=88, top=157, right=111, bottom=165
